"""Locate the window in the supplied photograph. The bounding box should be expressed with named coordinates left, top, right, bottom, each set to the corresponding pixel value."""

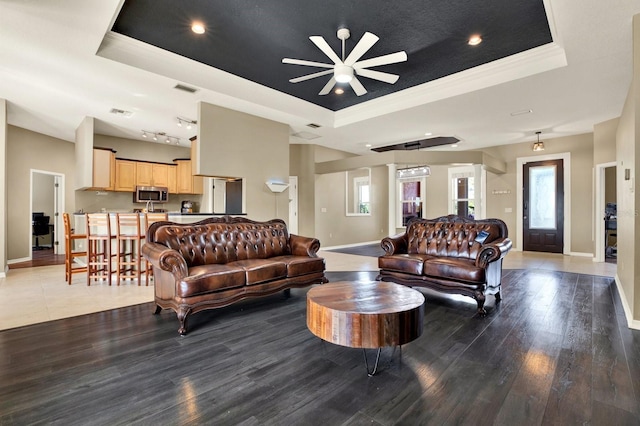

left=448, top=165, right=485, bottom=219
left=397, top=177, right=425, bottom=227
left=346, top=168, right=371, bottom=216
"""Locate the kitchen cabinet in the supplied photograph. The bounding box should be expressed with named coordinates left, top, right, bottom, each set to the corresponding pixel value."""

left=136, top=162, right=153, bottom=186
left=115, top=159, right=137, bottom=192
left=92, top=148, right=115, bottom=190
left=167, top=165, right=177, bottom=193
left=135, top=161, right=173, bottom=188
left=175, top=160, right=203, bottom=194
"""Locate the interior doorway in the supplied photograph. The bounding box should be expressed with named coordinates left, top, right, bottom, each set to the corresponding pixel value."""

left=594, top=162, right=617, bottom=263
left=30, top=170, right=65, bottom=258
left=288, top=176, right=298, bottom=235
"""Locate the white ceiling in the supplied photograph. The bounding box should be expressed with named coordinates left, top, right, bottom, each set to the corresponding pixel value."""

left=1, top=0, right=639, bottom=155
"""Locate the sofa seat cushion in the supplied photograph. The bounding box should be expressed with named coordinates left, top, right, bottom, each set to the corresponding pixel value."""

left=271, top=255, right=326, bottom=277
left=179, top=264, right=246, bottom=297
left=422, top=257, right=485, bottom=283
left=378, top=254, right=433, bottom=275
left=230, top=259, right=288, bottom=285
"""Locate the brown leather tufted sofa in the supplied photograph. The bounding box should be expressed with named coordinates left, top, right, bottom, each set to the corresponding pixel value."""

left=142, top=216, right=327, bottom=335
left=377, top=215, right=512, bottom=315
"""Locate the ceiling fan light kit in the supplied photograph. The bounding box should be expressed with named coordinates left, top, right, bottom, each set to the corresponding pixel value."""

left=282, top=27, right=407, bottom=96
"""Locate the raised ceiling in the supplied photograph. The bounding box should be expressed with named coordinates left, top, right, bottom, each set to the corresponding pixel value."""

left=112, top=0, right=552, bottom=111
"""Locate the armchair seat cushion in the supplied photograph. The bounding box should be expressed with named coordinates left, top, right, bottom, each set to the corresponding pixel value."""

left=180, top=264, right=246, bottom=297
left=422, top=257, right=485, bottom=283
left=231, top=259, right=287, bottom=285
left=378, top=254, right=433, bottom=275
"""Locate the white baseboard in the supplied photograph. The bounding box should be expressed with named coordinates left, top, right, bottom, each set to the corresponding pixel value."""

left=7, top=257, right=30, bottom=265
left=614, top=274, right=640, bottom=330
left=321, top=240, right=381, bottom=251
left=569, top=252, right=593, bottom=258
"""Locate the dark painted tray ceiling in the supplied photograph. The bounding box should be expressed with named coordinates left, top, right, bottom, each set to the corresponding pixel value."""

left=112, top=0, right=552, bottom=111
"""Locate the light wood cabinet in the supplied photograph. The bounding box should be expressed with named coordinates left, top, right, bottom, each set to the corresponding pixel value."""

left=167, top=165, right=177, bottom=193
left=115, top=159, right=137, bottom=192
left=175, top=160, right=203, bottom=194
left=92, top=149, right=116, bottom=190
left=135, top=161, right=172, bottom=187
left=136, top=162, right=153, bottom=186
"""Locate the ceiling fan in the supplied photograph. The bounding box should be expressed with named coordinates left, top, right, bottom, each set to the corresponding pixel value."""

left=282, top=28, right=408, bottom=96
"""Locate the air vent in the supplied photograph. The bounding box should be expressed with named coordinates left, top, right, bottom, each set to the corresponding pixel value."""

left=292, top=131, right=321, bottom=140
left=174, top=84, right=198, bottom=94
left=306, top=123, right=321, bottom=129
left=109, top=108, right=132, bottom=117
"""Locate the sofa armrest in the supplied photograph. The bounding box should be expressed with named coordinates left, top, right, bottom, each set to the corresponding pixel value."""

left=141, top=242, right=189, bottom=280
left=381, top=233, right=408, bottom=255
left=476, top=238, right=513, bottom=268
left=289, top=234, right=321, bottom=257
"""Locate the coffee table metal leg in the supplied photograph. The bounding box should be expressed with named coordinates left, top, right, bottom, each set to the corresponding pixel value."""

left=363, top=348, right=382, bottom=377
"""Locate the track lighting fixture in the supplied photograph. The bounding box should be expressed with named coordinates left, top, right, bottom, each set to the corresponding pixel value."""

left=397, top=166, right=431, bottom=178
left=177, top=117, right=197, bottom=130
left=141, top=130, right=181, bottom=145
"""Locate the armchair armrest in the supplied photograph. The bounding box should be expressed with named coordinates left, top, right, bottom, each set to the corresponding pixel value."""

left=380, top=233, right=408, bottom=255
left=476, top=238, right=513, bottom=268
left=141, top=242, right=189, bottom=280
left=289, top=234, right=321, bottom=257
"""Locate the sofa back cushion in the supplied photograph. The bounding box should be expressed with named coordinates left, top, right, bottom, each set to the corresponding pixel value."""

left=406, top=215, right=506, bottom=259
left=148, top=217, right=291, bottom=267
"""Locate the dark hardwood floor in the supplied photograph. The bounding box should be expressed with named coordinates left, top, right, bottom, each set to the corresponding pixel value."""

left=1, top=269, right=638, bottom=425
left=9, top=248, right=65, bottom=269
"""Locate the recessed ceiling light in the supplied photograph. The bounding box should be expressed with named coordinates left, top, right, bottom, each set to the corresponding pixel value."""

left=191, top=22, right=206, bottom=34
left=335, top=88, right=344, bottom=95
left=365, top=144, right=372, bottom=148
left=451, top=144, right=458, bottom=148
left=468, top=35, right=482, bottom=46
left=424, top=132, right=432, bottom=136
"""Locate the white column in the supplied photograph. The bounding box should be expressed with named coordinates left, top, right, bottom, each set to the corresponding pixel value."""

left=387, top=163, right=396, bottom=236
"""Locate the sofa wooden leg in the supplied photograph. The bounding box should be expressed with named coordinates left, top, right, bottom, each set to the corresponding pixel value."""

left=283, top=288, right=291, bottom=298
left=475, top=291, right=487, bottom=316
left=177, top=307, right=191, bottom=336
left=495, top=291, right=502, bottom=303
left=153, top=304, right=162, bottom=315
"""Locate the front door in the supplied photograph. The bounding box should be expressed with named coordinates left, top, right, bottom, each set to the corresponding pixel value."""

left=523, top=159, right=564, bottom=253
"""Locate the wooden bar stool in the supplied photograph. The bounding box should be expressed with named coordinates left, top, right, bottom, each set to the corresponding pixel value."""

left=115, top=213, right=144, bottom=285
left=63, top=213, right=87, bottom=284
left=143, top=212, right=168, bottom=286
left=86, top=213, right=113, bottom=286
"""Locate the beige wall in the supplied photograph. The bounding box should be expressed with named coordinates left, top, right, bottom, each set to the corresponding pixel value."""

left=594, top=118, right=619, bottom=165
left=197, top=103, right=290, bottom=222
left=7, top=126, right=76, bottom=261
left=0, top=100, right=7, bottom=274
left=315, top=165, right=388, bottom=247
left=290, top=144, right=317, bottom=237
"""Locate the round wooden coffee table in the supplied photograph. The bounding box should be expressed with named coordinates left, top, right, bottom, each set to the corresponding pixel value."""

left=307, top=281, right=425, bottom=376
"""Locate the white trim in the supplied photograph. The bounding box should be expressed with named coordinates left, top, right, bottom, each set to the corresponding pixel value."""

left=569, top=252, right=593, bottom=258
left=288, top=176, right=298, bottom=235
left=322, top=240, right=381, bottom=251
left=615, top=274, right=640, bottom=330
left=7, top=257, right=30, bottom=265
left=516, top=152, right=571, bottom=254
left=387, top=164, right=397, bottom=236
left=594, top=162, right=617, bottom=263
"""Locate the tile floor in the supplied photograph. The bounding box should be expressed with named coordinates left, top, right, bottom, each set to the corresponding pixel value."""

left=0, top=250, right=616, bottom=331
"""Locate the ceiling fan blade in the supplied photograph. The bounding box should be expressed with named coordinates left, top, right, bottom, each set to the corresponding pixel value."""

left=349, top=76, right=367, bottom=96
left=344, top=32, right=379, bottom=66
left=309, top=36, right=343, bottom=65
left=353, top=51, right=408, bottom=69
left=289, top=69, right=334, bottom=83
left=354, top=68, right=399, bottom=84
left=319, top=77, right=337, bottom=95
left=282, top=58, right=334, bottom=69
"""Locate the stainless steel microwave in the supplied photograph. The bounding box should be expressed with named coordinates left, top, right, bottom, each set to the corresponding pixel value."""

left=134, top=186, right=169, bottom=203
